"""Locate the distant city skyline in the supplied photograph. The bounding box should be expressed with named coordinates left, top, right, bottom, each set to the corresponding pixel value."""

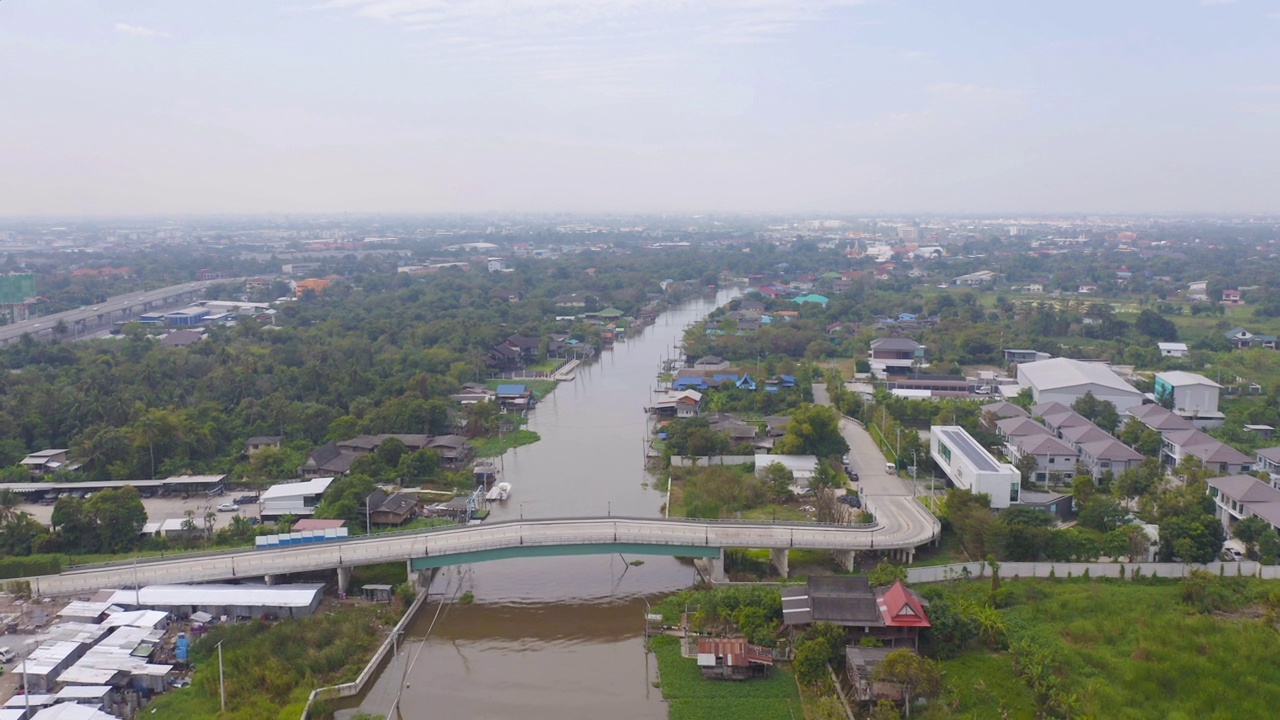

left=2, top=1, right=1279, bottom=216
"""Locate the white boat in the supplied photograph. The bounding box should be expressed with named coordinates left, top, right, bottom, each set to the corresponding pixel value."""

left=493, top=482, right=511, bottom=501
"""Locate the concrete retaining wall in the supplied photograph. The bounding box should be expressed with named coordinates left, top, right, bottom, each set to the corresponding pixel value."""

left=300, top=588, right=429, bottom=719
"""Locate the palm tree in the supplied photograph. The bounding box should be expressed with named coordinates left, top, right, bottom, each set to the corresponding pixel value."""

left=137, top=414, right=159, bottom=479
left=0, top=489, right=19, bottom=524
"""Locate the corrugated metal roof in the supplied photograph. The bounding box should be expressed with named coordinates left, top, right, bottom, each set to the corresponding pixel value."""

left=107, top=583, right=324, bottom=608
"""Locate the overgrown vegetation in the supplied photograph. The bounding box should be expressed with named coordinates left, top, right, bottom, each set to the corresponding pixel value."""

left=144, top=604, right=399, bottom=720
left=920, top=576, right=1280, bottom=719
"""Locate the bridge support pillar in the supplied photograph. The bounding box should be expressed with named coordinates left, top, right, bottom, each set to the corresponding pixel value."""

left=833, top=550, right=857, bottom=573
left=770, top=548, right=789, bottom=579
left=264, top=574, right=278, bottom=586
left=695, top=549, right=727, bottom=583
left=337, top=566, right=352, bottom=596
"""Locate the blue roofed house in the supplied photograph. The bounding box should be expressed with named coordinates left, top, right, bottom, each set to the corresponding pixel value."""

left=736, top=374, right=757, bottom=391
left=495, top=384, right=536, bottom=411
left=673, top=376, right=710, bottom=391
left=764, top=374, right=797, bottom=392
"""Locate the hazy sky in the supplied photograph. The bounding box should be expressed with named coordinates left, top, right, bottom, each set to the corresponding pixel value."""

left=3, top=1, right=1278, bottom=216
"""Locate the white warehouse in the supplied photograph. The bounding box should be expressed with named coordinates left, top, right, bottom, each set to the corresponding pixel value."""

left=930, top=426, right=1021, bottom=509
left=1016, top=358, right=1144, bottom=413
left=260, top=477, right=334, bottom=519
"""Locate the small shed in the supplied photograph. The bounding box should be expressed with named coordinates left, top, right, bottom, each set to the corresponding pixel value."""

left=695, top=637, right=773, bottom=680
left=362, top=585, right=395, bottom=603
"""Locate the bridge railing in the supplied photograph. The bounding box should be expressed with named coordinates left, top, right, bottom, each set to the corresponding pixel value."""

left=62, top=515, right=880, bottom=573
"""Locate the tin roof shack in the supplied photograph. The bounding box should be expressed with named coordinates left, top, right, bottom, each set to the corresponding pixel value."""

left=106, top=583, right=325, bottom=620
left=59, top=625, right=172, bottom=693
left=845, top=646, right=903, bottom=703
left=695, top=637, right=774, bottom=680
left=22, top=623, right=112, bottom=692
left=782, top=577, right=930, bottom=649
left=29, top=699, right=121, bottom=719
left=56, top=602, right=114, bottom=625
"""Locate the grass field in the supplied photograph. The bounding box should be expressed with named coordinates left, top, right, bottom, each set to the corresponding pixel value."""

left=937, top=578, right=1280, bottom=719
left=650, top=634, right=803, bottom=720
left=469, top=429, right=541, bottom=457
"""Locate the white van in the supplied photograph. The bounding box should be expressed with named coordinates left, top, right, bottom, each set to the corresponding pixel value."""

left=0, top=647, right=17, bottom=664
left=885, top=462, right=896, bottom=474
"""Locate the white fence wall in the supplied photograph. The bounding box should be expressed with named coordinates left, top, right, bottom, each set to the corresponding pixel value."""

left=669, top=455, right=756, bottom=467
left=907, top=560, right=1280, bottom=584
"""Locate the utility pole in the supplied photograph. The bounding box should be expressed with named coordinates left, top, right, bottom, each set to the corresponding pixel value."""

left=217, top=640, right=226, bottom=712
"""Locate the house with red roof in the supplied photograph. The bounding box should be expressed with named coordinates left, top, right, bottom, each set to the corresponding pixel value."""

left=781, top=576, right=931, bottom=649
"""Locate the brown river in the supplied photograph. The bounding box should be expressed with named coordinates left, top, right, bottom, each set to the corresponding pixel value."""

left=341, top=289, right=738, bottom=720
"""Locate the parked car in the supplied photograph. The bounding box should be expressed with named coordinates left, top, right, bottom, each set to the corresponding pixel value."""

left=216, top=502, right=238, bottom=512
left=885, top=462, right=896, bottom=474
left=837, top=494, right=862, bottom=509
left=847, top=470, right=859, bottom=483
left=233, top=494, right=257, bottom=505
left=0, top=647, right=16, bottom=664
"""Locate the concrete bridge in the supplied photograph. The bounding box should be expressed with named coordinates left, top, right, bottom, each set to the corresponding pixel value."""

left=22, top=504, right=939, bottom=597
left=0, top=279, right=237, bottom=346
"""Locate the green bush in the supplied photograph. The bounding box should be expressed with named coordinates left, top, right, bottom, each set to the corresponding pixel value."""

left=0, top=554, right=62, bottom=579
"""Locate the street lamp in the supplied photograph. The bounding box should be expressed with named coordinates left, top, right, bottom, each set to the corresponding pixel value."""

left=217, top=640, right=226, bottom=712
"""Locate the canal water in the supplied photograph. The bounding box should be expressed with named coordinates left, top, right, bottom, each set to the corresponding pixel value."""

left=345, top=289, right=738, bottom=720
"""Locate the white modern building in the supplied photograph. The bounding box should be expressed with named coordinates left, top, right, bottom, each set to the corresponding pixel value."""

left=1157, top=342, right=1189, bottom=358
left=930, top=426, right=1021, bottom=509
left=1016, top=358, right=1143, bottom=413
left=1154, top=371, right=1224, bottom=427
left=260, top=477, right=334, bottom=519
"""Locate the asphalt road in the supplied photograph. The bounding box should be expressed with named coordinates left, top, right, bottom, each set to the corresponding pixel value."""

left=0, top=279, right=234, bottom=344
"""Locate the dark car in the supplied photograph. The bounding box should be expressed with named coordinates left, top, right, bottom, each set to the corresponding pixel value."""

left=234, top=494, right=257, bottom=505
left=846, top=470, right=859, bottom=483
left=837, top=493, right=862, bottom=509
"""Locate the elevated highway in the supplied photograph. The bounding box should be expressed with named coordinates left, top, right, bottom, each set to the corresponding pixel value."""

left=0, top=279, right=240, bottom=346
left=23, top=509, right=940, bottom=597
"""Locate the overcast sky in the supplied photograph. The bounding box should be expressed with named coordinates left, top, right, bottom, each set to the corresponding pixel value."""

left=3, top=1, right=1278, bottom=216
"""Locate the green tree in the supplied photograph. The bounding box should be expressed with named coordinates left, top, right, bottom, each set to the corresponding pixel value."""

left=868, top=560, right=907, bottom=587
left=1231, top=516, right=1271, bottom=559
left=1077, top=497, right=1129, bottom=533
left=1159, top=513, right=1225, bottom=563
left=762, top=462, right=794, bottom=503
left=871, top=650, right=943, bottom=719
left=84, top=487, right=148, bottom=554
left=773, top=404, right=848, bottom=457
left=1014, top=453, right=1039, bottom=488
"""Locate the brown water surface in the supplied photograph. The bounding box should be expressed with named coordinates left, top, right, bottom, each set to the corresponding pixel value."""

left=344, top=290, right=738, bottom=719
